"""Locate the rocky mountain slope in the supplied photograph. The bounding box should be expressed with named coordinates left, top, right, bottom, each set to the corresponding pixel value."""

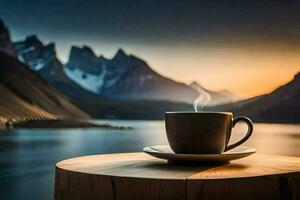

left=0, top=51, right=90, bottom=120
left=0, top=83, right=57, bottom=126
left=0, top=19, right=90, bottom=125
left=209, top=73, right=300, bottom=123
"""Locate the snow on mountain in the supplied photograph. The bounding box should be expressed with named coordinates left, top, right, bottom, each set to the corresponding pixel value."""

left=63, top=46, right=109, bottom=94
left=64, top=48, right=130, bottom=94
left=64, top=65, right=107, bottom=93
left=15, top=35, right=55, bottom=71
left=14, top=36, right=104, bottom=103
left=65, top=46, right=198, bottom=103
left=14, top=35, right=230, bottom=104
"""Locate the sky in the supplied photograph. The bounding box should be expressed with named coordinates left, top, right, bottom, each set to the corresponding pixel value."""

left=1, top=0, right=300, bottom=98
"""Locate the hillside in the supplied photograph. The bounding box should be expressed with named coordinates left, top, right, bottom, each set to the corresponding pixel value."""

left=209, top=73, right=300, bottom=123
left=0, top=52, right=90, bottom=126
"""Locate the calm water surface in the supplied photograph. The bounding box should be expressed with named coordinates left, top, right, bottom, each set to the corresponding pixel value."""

left=1, top=120, right=300, bottom=200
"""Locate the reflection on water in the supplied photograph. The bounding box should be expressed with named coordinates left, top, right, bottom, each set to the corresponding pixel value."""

left=245, top=123, right=300, bottom=157
left=0, top=120, right=300, bottom=200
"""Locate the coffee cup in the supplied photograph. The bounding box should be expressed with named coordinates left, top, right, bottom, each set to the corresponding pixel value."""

left=165, top=112, right=253, bottom=154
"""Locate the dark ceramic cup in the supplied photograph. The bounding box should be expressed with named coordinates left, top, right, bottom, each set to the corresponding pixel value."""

left=165, top=112, right=253, bottom=154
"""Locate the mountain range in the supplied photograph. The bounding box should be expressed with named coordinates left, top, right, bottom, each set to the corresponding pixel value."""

left=65, top=46, right=200, bottom=103
left=14, top=35, right=235, bottom=105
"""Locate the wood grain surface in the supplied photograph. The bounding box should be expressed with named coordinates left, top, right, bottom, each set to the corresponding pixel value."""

left=55, top=153, right=300, bottom=200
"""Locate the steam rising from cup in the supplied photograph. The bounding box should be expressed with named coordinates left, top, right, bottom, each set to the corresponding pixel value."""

left=193, top=90, right=211, bottom=112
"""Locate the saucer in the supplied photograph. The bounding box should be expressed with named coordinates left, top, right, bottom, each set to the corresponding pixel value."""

left=143, top=145, right=256, bottom=163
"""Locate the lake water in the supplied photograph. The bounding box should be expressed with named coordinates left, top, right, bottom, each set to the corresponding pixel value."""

left=1, top=120, right=300, bottom=200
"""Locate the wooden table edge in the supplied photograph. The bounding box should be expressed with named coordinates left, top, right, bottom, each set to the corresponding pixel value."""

left=55, top=152, right=300, bottom=180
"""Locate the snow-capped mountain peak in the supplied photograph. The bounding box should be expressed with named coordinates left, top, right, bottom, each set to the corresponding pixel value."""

left=15, top=35, right=55, bottom=71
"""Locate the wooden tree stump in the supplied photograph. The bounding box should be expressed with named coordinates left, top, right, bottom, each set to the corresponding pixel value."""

left=55, top=153, right=300, bottom=200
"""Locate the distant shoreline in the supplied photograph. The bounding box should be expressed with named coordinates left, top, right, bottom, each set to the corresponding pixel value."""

left=0, top=119, right=132, bottom=130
